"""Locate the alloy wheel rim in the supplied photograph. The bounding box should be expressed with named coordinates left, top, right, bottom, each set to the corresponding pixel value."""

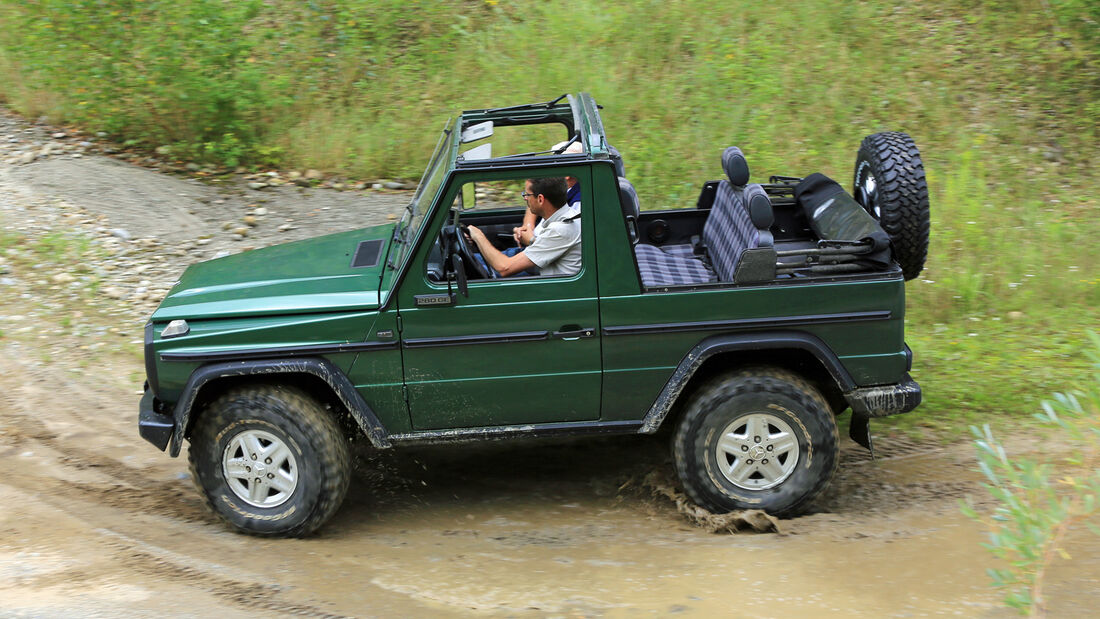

left=856, top=167, right=881, bottom=219
left=222, top=429, right=299, bottom=508
left=715, top=413, right=800, bottom=490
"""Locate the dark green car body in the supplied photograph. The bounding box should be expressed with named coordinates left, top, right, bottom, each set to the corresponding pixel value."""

left=139, top=94, right=919, bottom=461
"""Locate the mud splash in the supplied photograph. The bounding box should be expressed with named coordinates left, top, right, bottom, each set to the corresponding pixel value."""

left=626, top=469, right=782, bottom=534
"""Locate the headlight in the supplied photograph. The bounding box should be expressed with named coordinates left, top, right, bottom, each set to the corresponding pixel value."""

left=161, top=319, right=190, bottom=338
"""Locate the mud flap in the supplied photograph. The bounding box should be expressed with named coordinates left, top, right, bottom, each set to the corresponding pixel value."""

left=849, top=414, right=874, bottom=457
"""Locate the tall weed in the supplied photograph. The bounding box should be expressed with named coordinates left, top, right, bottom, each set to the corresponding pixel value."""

left=961, top=331, right=1100, bottom=615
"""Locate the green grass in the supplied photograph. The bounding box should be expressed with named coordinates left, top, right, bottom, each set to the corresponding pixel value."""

left=0, top=0, right=1096, bottom=436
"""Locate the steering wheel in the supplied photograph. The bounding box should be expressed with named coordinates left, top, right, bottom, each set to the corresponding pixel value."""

left=451, top=224, right=493, bottom=280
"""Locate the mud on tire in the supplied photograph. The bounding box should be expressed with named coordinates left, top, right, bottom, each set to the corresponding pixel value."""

left=188, top=384, right=351, bottom=537
left=853, top=131, right=930, bottom=281
left=672, top=368, right=839, bottom=518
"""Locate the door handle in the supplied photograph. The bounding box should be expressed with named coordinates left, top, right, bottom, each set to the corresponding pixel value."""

left=552, top=326, right=596, bottom=340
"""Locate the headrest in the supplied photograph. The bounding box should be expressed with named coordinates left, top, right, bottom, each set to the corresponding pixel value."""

left=722, top=146, right=750, bottom=186
left=618, top=177, right=640, bottom=220
left=608, top=144, right=625, bottom=177
left=743, top=184, right=774, bottom=229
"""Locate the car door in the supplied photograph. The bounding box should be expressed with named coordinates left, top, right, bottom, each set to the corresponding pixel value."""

left=396, top=169, right=601, bottom=430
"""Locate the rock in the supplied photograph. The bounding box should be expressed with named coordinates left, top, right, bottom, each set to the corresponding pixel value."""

left=196, top=239, right=211, bottom=246
left=51, top=273, right=75, bottom=283
left=222, top=222, right=235, bottom=231
left=110, top=228, right=132, bottom=241
left=372, top=183, right=384, bottom=190
left=304, top=169, right=324, bottom=180
left=383, top=181, right=405, bottom=190
left=387, top=213, right=397, bottom=220
left=242, top=215, right=257, bottom=226
left=155, top=145, right=171, bottom=155
left=18, top=151, right=36, bottom=164
left=253, top=207, right=268, bottom=216
left=277, top=223, right=294, bottom=232
left=287, top=171, right=302, bottom=180
left=185, top=163, right=201, bottom=172
left=1007, top=311, right=1025, bottom=320
left=102, top=286, right=126, bottom=299
left=52, top=132, right=67, bottom=139
left=294, top=178, right=311, bottom=187
left=231, top=227, right=250, bottom=236
left=247, top=182, right=268, bottom=190
left=0, top=277, right=16, bottom=286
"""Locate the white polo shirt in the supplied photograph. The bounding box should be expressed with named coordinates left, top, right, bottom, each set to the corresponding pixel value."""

left=523, top=205, right=581, bottom=277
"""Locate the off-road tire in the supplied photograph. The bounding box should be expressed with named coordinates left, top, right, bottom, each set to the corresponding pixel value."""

left=672, top=368, right=839, bottom=517
left=188, top=384, right=351, bottom=537
left=853, top=132, right=930, bottom=281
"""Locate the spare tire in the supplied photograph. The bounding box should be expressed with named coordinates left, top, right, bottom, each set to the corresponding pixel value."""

left=852, top=132, right=930, bottom=280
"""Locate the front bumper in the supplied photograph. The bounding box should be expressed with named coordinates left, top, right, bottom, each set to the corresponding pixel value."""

left=138, top=388, right=174, bottom=452
left=844, top=373, right=922, bottom=418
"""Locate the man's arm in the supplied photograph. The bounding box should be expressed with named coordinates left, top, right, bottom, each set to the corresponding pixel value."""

left=512, top=210, right=537, bottom=247
left=467, top=225, right=537, bottom=277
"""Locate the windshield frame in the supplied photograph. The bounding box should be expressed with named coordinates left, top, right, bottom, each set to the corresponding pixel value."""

left=390, top=117, right=455, bottom=271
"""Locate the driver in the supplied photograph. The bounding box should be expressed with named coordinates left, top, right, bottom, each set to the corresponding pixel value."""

left=467, top=177, right=581, bottom=278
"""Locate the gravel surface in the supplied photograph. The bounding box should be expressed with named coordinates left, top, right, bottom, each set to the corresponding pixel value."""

left=0, top=106, right=410, bottom=318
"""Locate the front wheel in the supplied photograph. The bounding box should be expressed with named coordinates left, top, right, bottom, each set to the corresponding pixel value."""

left=672, top=368, right=838, bottom=517
left=188, top=384, right=351, bottom=537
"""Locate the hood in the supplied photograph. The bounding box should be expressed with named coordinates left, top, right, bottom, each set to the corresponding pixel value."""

left=152, top=224, right=397, bottom=321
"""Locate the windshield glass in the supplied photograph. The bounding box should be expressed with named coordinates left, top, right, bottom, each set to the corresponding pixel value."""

left=391, top=118, right=454, bottom=268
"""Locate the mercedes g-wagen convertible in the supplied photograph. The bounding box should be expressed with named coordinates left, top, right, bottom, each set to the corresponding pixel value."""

left=139, top=94, right=929, bottom=536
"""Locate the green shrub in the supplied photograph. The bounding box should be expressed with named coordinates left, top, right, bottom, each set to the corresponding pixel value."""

left=961, top=331, right=1100, bottom=615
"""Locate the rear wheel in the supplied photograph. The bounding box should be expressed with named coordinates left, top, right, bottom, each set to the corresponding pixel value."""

left=188, top=384, right=351, bottom=537
left=853, top=131, right=930, bottom=280
left=672, top=368, right=838, bottom=517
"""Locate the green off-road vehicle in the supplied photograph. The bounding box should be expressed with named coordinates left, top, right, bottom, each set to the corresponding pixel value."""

left=139, top=94, right=928, bottom=536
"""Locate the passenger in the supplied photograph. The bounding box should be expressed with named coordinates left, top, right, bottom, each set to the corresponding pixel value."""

left=512, top=141, right=583, bottom=246
left=467, top=177, right=581, bottom=278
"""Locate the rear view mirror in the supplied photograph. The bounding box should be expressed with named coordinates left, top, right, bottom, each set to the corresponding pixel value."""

left=461, top=121, right=494, bottom=143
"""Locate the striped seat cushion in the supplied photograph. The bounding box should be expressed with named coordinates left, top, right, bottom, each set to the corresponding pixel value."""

left=634, top=244, right=714, bottom=287
left=703, top=182, right=760, bottom=281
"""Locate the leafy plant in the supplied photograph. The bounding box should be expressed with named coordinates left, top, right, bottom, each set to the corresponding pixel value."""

left=961, top=331, right=1100, bottom=615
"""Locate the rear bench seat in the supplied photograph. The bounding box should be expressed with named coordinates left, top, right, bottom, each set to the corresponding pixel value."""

left=631, top=147, right=777, bottom=287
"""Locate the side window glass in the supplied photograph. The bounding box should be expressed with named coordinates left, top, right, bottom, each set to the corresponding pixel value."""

left=428, top=176, right=581, bottom=283
left=451, top=180, right=524, bottom=212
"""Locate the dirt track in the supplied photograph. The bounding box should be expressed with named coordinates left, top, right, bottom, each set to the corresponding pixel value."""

left=1, top=109, right=1097, bottom=617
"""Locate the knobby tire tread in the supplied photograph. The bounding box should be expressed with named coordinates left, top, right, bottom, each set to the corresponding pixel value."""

left=672, top=367, right=838, bottom=518
left=188, top=384, right=351, bottom=538
left=856, top=132, right=930, bottom=281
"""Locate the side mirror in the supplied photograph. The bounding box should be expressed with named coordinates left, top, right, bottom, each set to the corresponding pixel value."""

left=450, top=253, right=469, bottom=297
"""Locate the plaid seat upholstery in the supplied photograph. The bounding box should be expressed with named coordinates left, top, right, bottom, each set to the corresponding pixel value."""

left=634, top=243, right=714, bottom=287
left=703, top=182, right=760, bottom=281
left=660, top=243, right=696, bottom=259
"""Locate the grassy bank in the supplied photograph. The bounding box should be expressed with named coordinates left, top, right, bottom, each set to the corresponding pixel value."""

left=1, top=0, right=1097, bottom=433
